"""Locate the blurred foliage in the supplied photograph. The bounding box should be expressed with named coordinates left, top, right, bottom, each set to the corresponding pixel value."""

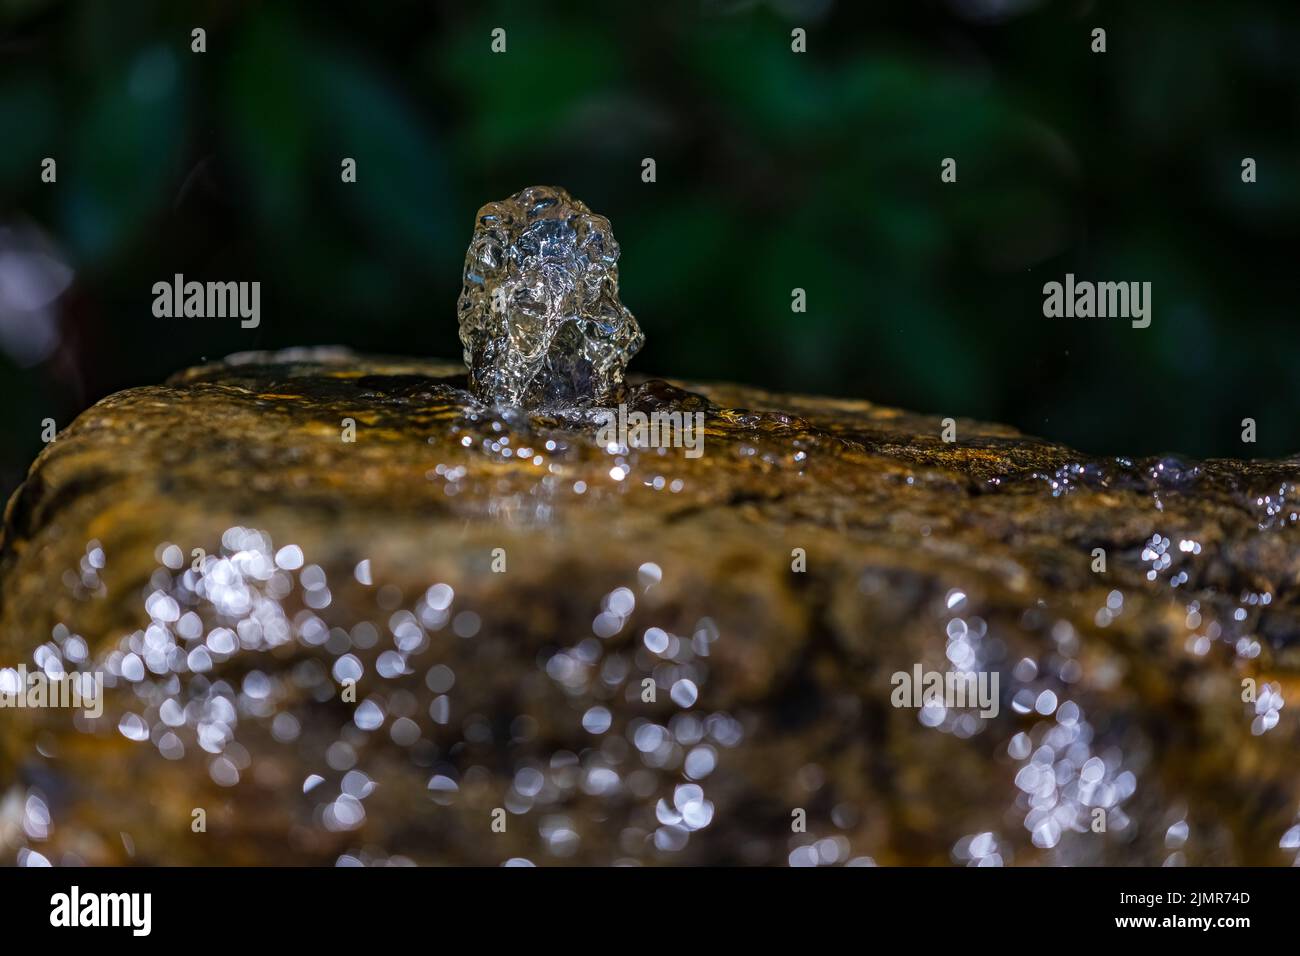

left=1, top=0, right=1297, bottom=499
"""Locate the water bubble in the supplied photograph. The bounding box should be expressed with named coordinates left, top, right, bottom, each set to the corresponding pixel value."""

left=670, top=679, right=698, bottom=708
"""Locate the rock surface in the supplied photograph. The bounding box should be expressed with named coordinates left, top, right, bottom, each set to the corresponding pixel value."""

left=1, top=348, right=1298, bottom=866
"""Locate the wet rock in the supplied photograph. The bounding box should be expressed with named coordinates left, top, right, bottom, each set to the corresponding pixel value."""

left=0, top=348, right=1298, bottom=866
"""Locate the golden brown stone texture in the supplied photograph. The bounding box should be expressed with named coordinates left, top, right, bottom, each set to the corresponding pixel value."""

left=1, top=349, right=1297, bottom=866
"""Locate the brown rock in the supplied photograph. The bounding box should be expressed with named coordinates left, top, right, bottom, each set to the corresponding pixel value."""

left=1, top=348, right=1297, bottom=866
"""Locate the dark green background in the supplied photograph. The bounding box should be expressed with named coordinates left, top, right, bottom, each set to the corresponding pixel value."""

left=1, top=0, right=1297, bottom=500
